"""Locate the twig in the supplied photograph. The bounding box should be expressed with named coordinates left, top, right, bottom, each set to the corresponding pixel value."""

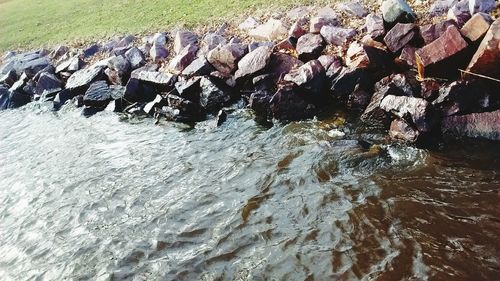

left=459, top=69, right=500, bottom=83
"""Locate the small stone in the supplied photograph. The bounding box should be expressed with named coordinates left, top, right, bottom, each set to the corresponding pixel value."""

left=338, top=2, right=369, bottom=18
left=389, top=119, right=421, bottom=142
left=50, top=45, right=69, bottom=59
left=380, top=95, right=430, bottom=132
left=384, top=23, right=418, bottom=53
left=182, top=56, right=215, bottom=77
left=296, top=33, right=325, bottom=61
left=420, top=79, right=441, bottom=101
left=216, top=110, right=227, bottom=126
left=287, top=7, right=311, bottom=20
left=238, top=17, right=259, bottom=30
left=83, top=44, right=100, bottom=58
left=310, top=15, right=339, bottom=33
left=152, top=32, right=168, bottom=46
left=125, top=47, right=146, bottom=69
left=465, top=18, right=500, bottom=80
left=380, top=0, right=417, bottom=24
left=366, top=14, right=386, bottom=38
left=55, top=57, right=83, bottom=73
left=289, top=19, right=308, bottom=39
left=320, top=26, right=356, bottom=46
left=174, top=31, right=198, bottom=54
left=460, top=13, right=492, bottom=42
left=249, top=19, right=288, bottom=41
left=207, top=43, right=247, bottom=75
left=416, top=25, right=468, bottom=78
left=114, top=35, right=135, bottom=49
left=168, top=44, right=198, bottom=73
left=273, top=38, right=296, bottom=53
left=235, top=46, right=273, bottom=80
left=420, top=20, right=457, bottom=45
left=441, top=110, right=500, bottom=140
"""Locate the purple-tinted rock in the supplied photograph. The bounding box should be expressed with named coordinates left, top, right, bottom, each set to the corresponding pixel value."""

left=441, top=110, right=500, bottom=140
left=83, top=44, right=100, bottom=58
left=83, top=80, right=112, bottom=108
left=389, top=119, right=421, bottom=142
left=310, top=15, right=339, bottom=33
left=249, top=90, right=272, bottom=120
left=338, top=2, right=369, bottom=18
left=469, top=0, right=496, bottom=15
left=168, top=44, right=199, bottom=73
left=174, top=31, right=198, bottom=54
left=270, top=84, right=316, bottom=121
left=235, top=46, right=273, bottom=80
left=66, top=65, right=105, bottom=90
left=35, top=72, right=61, bottom=96
left=182, top=56, right=214, bottom=77
left=284, top=60, right=326, bottom=95
left=296, top=33, right=325, bottom=61
left=289, top=19, right=308, bottom=39
left=268, top=53, right=304, bottom=80
left=447, top=0, right=471, bottom=27
left=125, top=47, right=146, bottom=69
left=429, top=0, right=457, bottom=16
left=420, top=20, right=457, bottom=44
left=207, top=43, right=247, bottom=75
left=201, top=32, right=227, bottom=53
left=248, top=41, right=273, bottom=52
left=465, top=18, right=500, bottom=80
left=460, top=13, right=493, bottom=42
left=199, top=76, right=232, bottom=111
left=384, top=23, right=418, bottom=53
left=150, top=45, right=169, bottom=63
left=398, top=45, right=417, bottom=66
left=366, top=14, right=386, bottom=38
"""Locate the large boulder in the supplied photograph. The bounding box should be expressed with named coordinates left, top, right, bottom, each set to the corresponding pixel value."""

left=201, top=32, right=227, bottom=53
left=416, top=25, right=468, bottom=79
left=174, top=31, right=198, bottom=54
left=149, top=44, right=169, bottom=63
left=468, top=0, right=496, bottom=15
left=199, top=76, right=232, bottom=112
left=55, top=56, right=83, bottom=74
left=269, top=84, right=316, bottom=121
left=460, top=13, right=492, bottom=42
left=207, top=43, right=247, bottom=75
left=420, top=20, right=457, bottom=45
left=234, top=46, right=273, bottom=80
left=35, top=72, right=61, bottom=96
left=441, top=110, right=500, bottom=140
left=365, top=14, right=386, bottom=39
left=380, top=95, right=431, bottom=132
left=83, top=81, right=112, bottom=109
left=125, top=47, right=146, bottom=69
left=283, top=60, right=326, bottom=95
left=268, top=53, right=304, bottom=81
left=66, top=65, right=105, bottom=90
left=168, top=44, right=198, bottom=73
left=0, top=52, right=50, bottom=77
left=380, top=0, right=416, bottom=25
left=181, top=56, right=215, bottom=77
left=105, top=55, right=131, bottom=85
left=465, top=18, right=500, bottom=80
left=248, top=19, right=287, bottom=41
left=296, top=33, right=325, bottom=61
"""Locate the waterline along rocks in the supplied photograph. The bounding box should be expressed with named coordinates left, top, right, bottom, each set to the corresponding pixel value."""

left=0, top=0, right=499, bottom=143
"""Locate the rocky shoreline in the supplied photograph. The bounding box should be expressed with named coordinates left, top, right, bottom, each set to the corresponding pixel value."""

left=0, top=0, right=499, bottom=143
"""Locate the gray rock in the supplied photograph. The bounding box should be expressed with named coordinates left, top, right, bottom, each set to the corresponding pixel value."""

left=234, top=46, right=273, bottom=80
left=149, top=44, right=169, bottom=63
left=181, top=56, right=215, bottom=77
left=50, top=45, right=69, bottom=59
left=380, top=0, right=416, bottom=24
left=296, top=33, right=325, bottom=61
left=338, top=2, right=369, bottom=18
left=0, top=69, right=17, bottom=87
left=248, top=19, right=287, bottom=41
left=201, top=32, right=227, bottom=53
left=35, top=73, right=61, bottom=96
left=0, top=52, right=50, bottom=77
left=66, top=65, right=105, bottom=90
left=152, top=32, right=168, bottom=46
left=469, top=0, right=496, bottom=15
left=83, top=44, right=100, bottom=58
left=366, top=14, right=386, bottom=38
left=380, top=95, right=430, bottom=132
left=384, top=23, right=417, bottom=53
left=83, top=81, right=112, bottom=108
left=125, top=47, right=146, bottom=69
left=238, top=17, right=259, bottom=30
left=199, top=76, right=231, bottom=111
left=310, top=15, right=339, bottom=33
left=284, top=60, right=326, bottom=95
left=55, top=57, right=83, bottom=73
left=320, top=26, right=356, bottom=45
left=248, top=41, right=273, bottom=52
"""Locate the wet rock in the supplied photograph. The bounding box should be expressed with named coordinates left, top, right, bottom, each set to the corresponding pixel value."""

left=125, top=47, right=146, bottom=69
left=53, top=89, right=74, bottom=109
left=310, top=15, right=339, bottom=33
left=289, top=19, right=308, bottom=39
left=366, top=14, right=386, bottom=39
left=389, top=118, right=421, bottom=142
left=199, top=76, right=232, bottom=112
left=432, top=80, right=490, bottom=117
left=249, top=19, right=287, bottom=41
left=83, top=81, right=112, bottom=108
left=66, top=65, right=105, bottom=90
left=175, top=76, right=201, bottom=101
left=296, top=33, right=325, bottom=61
left=174, top=31, right=198, bottom=54
left=0, top=86, right=11, bottom=110
left=143, top=94, right=168, bottom=115
left=468, top=0, right=496, bottom=15
left=447, top=0, right=471, bottom=27
left=164, top=93, right=201, bottom=120
left=235, top=46, right=273, bottom=80
left=320, top=26, right=356, bottom=46
left=416, top=25, right=468, bottom=79
left=460, top=13, right=492, bottom=42
left=130, top=70, right=176, bottom=89
left=338, top=2, right=368, bottom=18
left=181, top=56, right=214, bottom=77
left=238, top=17, right=259, bottom=30
left=380, top=0, right=416, bottom=25
left=384, top=23, right=418, bottom=53
left=380, top=95, right=431, bottom=132
left=270, top=84, right=316, bottom=121
left=284, top=60, right=326, bottom=95
left=216, top=109, right=227, bottom=126
left=201, top=32, right=227, bottom=53
left=149, top=44, right=169, bottom=63
left=207, top=43, right=247, bottom=75
left=168, top=44, right=198, bottom=73
left=35, top=73, right=61, bottom=96
left=55, top=57, right=83, bottom=74
left=465, top=18, right=500, bottom=80
left=249, top=90, right=272, bottom=119
left=420, top=20, right=457, bottom=45
left=441, top=110, right=500, bottom=140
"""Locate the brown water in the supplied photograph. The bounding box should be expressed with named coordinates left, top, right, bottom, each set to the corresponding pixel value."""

left=0, top=103, right=498, bottom=280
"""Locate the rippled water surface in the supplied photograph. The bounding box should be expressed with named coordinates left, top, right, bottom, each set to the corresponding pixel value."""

left=0, top=104, right=499, bottom=281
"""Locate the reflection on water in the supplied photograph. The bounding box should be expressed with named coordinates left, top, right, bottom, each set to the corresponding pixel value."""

left=0, top=104, right=498, bottom=280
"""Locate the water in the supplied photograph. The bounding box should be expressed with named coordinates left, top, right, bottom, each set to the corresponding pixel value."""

left=0, top=104, right=498, bottom=281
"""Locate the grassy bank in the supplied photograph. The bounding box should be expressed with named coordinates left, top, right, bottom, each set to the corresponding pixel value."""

left=0, top=0, right=328, bottom=51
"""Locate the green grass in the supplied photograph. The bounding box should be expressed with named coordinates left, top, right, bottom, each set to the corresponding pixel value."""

left=0, top=0, right=327, bottom=52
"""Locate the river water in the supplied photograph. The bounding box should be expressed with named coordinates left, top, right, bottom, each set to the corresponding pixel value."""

left=0, top=103, right=498, bottom=281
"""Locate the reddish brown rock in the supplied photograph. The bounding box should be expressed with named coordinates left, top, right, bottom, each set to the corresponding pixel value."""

left=338, top=2, right=368, bottom=18
left=296, top=33, right=325, bottom=61
left=398, top=45, right=417, bottom=67
left=268, top=53, right=304, bottom=80
left=383, top=23, right=418, bottom=53
left=310, top=15, right=339, bottom=33
left=416, top=25, right=468, bottom=78
left=420, top=20, right=457, bottom=44
left=168, top=44, right=198, bottom=73
left=441, top=110, right=500, bottom=140
left=465, top=18, right=500, bottom=80
left=174, top=31, right=198, bottom=54
left=283, top=60, right=326, bottom=95
left=389, top=119, right=421, bottom=142
left=420, top=79, right=441, bottom=101
left=289, top=19, right=308, bottom=39
left=460, top=13, right=492, bottom=42
left=207, top=43, right=247, bottom=75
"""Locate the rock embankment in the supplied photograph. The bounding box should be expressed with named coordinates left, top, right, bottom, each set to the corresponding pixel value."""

left=0, top=0, right=499, bottom=142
